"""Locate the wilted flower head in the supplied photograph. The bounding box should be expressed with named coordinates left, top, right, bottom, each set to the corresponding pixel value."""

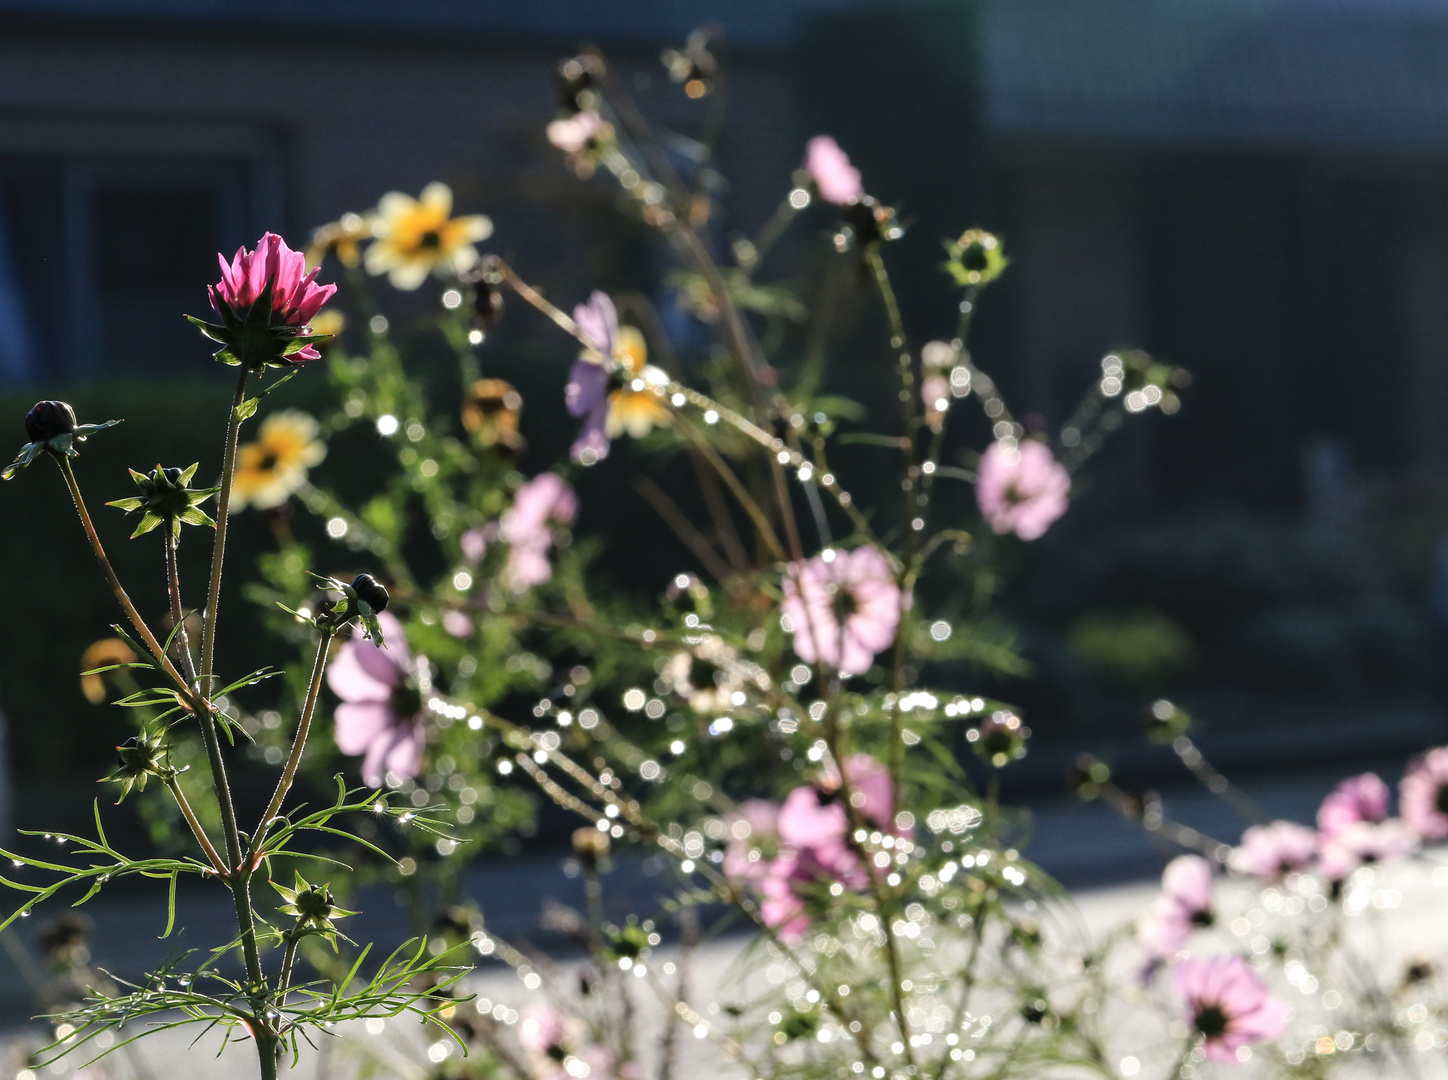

left=193, top=232, right=336, bottom=369
left=461, top=378, right=523, bottom=451
left=1138, top=855, right=1214, bottom=958
left=975, top=440, right=1070, bottom=541
left=805, top=135, right=864, bottom=205
left=327, top=611, right=425, bottom=787
left=365, top=182, right=492, bottom=291
left=1317, top=772, right=1390, bottom=838
left=1400, top=746, right=1448, bottom=840
left=1228, top=821, right=1317, bottom=880
left=781, top=545, right=902, bottom=676
left=1175, top=955, right=1289, bottom=1064
left=230, top=410, right=326, bottom=512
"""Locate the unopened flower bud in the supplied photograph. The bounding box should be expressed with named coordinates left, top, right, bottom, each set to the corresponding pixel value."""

left=350, top=573, right=389, bottom=614
left=25, top=400, right=76, bottom=443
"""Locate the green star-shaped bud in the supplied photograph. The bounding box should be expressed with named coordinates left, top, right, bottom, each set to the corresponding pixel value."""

left=2, top=400, right=121, bottom=481
left=273, top=872, right=356, bottom=947
left=107, top=730, right=175, bottom=802
left=106, top=463, right=219, bottom=540
left=944, top=229, right=1008, bottom=288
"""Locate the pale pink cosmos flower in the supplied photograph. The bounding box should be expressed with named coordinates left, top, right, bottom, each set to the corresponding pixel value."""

left=776, top=785, right=861, bottom=887
left=1400, top=746, right=1448, bottom=840
left=547, top=109, right=604, bottom=153
left=805, top=135, right=864, bottom=205
left=442, top=610, right=474, bottom=639
left=757, top=862, right=811, bottom=943
left=1174, top=955, right=1290, bottom=1064
left=781, top=545, right=902, bottom=676
left=722, top=799, right=781, bottom=884
left=1228, top=821, right=1318, bottom=880
left=1138, top=854, right=1215, bottom=958
left=975, top=440, right=1070, bottom=541
left=210, top=232, right=336, bottom=361
left=820, top=754, right=903, bottom=835
left=1318, top=819, right=1419, bottom=880
left=327, top=612, right=425, bottom=786
left=500, top=472, right=578, bottom=593
left=1317, top=772, right=1389, bottom=838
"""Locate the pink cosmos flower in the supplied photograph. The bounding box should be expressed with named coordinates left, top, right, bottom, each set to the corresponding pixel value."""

left=500, top=472, right=578, bottom=593
left=1175, top=955, right=1290, bottom=1064
left=1228, top=821, right=1318, bottom=880
left=327, top=612, right=425, bottom=786
left=805, top=136, right=864, bottom=205
left=758, top=860, right=812, bottom=943
left=547, top=109, right=604, bottom=153
left=442, top=610, right=474, bottom=638
left=781, top=545, right=903, bottom=675
left=1317, top=773, right=1390, bottom=837
left=1401, top=746, right=1448, bottom=840
left=821, top=754, right=903, bottom=834
left=1318, top=819, right=1420, bottom=880
left=1138, top=855, right=1215, bottom=958
left=777, top=785, right=861, bottom=886
left=975, top=440, right=1070, bottom=541
left=723, top=799, right=781, bottom=884
left=210, top=232, right=336, bottom=361
left=459, top=527, right=487, bottom=565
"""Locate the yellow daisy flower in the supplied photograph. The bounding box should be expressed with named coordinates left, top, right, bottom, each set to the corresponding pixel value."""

left=231, top=410, right=327, bottom=512
left=605, top=326, right=671, bottom=439
left=80, top=638, right=137, bottom=705
left=364, top=182, right=492, bottom=290
left=307, top=211, right=375, bottom=270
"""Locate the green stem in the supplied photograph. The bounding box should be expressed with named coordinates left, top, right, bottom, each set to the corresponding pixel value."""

left=164, top=776, right=226, bottom=876
left=253, top=628, right=334, bottom=851
left=55, top=456, right=190, bottom=694
left=199, top=367, right=249, bottom=699
left=163, top=529, right=198, bottom=681
left=278, top=934, right=300, bottom=1000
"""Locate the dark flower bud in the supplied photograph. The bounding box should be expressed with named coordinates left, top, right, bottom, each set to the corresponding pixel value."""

left=25, top=400, right=77, bottom=443
left=163, top=466, right=182, bottom=484
left=572, top=826, right=610, bottom=872
left=470, top=282, right=504, bottom=330
left=350, top=573, right=389, bottom=614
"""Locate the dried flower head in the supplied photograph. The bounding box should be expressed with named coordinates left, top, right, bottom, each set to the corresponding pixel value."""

left=461, top=378, right=523, bottom=451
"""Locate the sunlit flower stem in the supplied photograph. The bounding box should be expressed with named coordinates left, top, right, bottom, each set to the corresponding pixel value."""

left=277, top=932, right=300, bottom=1000
left=253, top=627, right=336, bottom=853
left=54, top=457, right=191, bottom=695
left=1170, top=735, right=1269, bottom=825
left=164, top=775, right=227, bottom=876
left=199, top=368, right=249, bottom=701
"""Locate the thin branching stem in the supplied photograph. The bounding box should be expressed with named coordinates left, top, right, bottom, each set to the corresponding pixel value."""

left=199, top=367, right=249, bottom=700
left=164, top=777, right=226, bottom=877
left=254, top=627, right=335, bottom=851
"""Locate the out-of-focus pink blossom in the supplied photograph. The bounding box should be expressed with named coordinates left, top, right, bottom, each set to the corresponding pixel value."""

left=975, top=440, right=1070, bottom=541
left=326, top=612, right=424, bottom=786
left=822, top=754, right=902, bottom=834
left=500, top=473, right=578, bottom=594
left=1138, top=855, right=1215, bottom=958
left=442, top=610, right=474, bottom=638
left=548, top=109, right=604, bottom=153
left=1318, top=819, right=1419, bottom=880
left=722, top=800, right=781, bottom=884
left=781, top=545, right=903, bottom=675
left=1228, top=821, right=1318, bottom=880
left=805, top=136, right=864, bottom=205
left=1317, top=772, right=1390, bottom=838
left=777, top=786, right=859, bottom=885
left=567, top=292, right=616, bottom=463
left=1401, top=747, right=1448, bottom=840
left=210, top=232, right=336, bottom=361
left=758, top=863, right=811, bottom=943
left=922, top=372, right=950, bottom=427
left=460, top=528, right=487, bottom=565
left=1174, top=955, right=1290, bottom=1064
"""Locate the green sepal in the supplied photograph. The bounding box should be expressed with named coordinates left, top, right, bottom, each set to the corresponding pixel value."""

left=2, top=417, right=120, bottom=480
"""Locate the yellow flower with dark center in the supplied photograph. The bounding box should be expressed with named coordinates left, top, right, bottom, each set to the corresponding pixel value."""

left=80, top=638, right=137, bottom=705
left=231, top=410, right=326, bottom=512
left=606, top=326, right=671, bottom=439
left=364, top=182, right=492, bottom=290
left=461, top=378, right=524, bottom=451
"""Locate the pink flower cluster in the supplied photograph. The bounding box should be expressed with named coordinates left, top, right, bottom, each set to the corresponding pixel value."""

left=723, top=755, right=900, bottom=943
left=457, top=472, right=578, bottom=604
left=1227, top=764, right=1437, bottom=885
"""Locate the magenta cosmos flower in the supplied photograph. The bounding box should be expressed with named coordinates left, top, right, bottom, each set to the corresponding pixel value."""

left=1228, top=821, right=1317, bottom=880
left=781, top=545, right=903, bottom=676
left=975, top=440, right=1070, bottom=541
left=500, top=472, right=578, bottom=593
left=1138, top=854, right=1215, bottom=958
left=196, top=232, right=336, bottom=369
left=327, top=612, right=425, bottom=786
left=1175, top=955, right=1289, bottom=1064
left=1400, top=746, right=1448, bottom=839
left=1317, top=772, right=1390, bottom=837
left=805, top=135, right=864, bottom=205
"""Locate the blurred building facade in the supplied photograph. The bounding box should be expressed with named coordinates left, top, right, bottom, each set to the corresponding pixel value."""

left=1, top=0, right=1447, bottom=519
